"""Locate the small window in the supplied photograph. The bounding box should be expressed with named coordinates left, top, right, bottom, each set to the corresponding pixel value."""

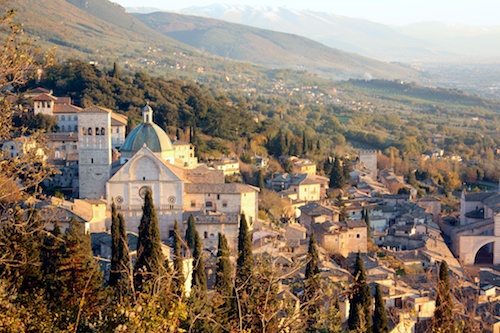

left=74, top=115, right=78, bottom=121
left=61, top=115, right=65, bottom=121
left=61, top=125, right=65, bottom=132
left=356, top=234, right=360, bottom=238
left=191, top=200, right=196, bottom=208
left=204, top=232, right=208, bottom=239
left=74, top=125, right=78, bottom=132
left=87, top=128, right=92, bottom=135
left=206, top=201, right=213, bottom=208
left=222, top=202, right=227, bottom=207
left=217, top=194, right=220, bottom=200
left=91, top=158, right=94, bottom=164
left=101, top=127, right=105, bottom=135
left=95, top=127, right=100, bottom=135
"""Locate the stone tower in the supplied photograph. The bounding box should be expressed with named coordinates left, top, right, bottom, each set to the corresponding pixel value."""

left=359, top=149, right=378, bottom=179
left=78, top=106, right=113, bottom=199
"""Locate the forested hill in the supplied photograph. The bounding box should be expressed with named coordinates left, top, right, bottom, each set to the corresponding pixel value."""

left=133, top=11, right=422, bottom=81
left=33, top=61, right=256, bottom=141
left=10, top=0, right=422, bottom=84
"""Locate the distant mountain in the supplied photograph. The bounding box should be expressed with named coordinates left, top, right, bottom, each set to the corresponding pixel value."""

left=8, top=0, right=424, bottom=82
left=133, top=11, right=422, bottom=81
left=167, top=4, right=500, bottom=62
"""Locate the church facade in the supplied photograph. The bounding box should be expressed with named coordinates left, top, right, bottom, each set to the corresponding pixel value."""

left=78, top=104, right=258, bottom=245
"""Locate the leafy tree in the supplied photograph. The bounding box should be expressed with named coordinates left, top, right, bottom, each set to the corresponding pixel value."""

left=329, top=156, right=345, bottom=189
left=185, top=214, right=197, bottom=250
left=348, top=252, right=372, bottom=333
left=134, top=188, right=166, bottom=291
left=433, top=260, right=455, bottom=333
left=373, top=284, right=389, bottom=333
left=172, top=220, right=185, bottom=297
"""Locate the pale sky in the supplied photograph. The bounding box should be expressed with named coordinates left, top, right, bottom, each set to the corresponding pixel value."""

left=113, top=0, right=500, bottom=25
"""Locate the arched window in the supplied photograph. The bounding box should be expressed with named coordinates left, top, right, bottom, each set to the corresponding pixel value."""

left=74, top=125, right=78, bottom=132
left=87, top=128, right=92, bottom=135
left=82, top=127, right=86, bottom=136
left=61, top=125, right=65, bottom=132
left=61, top=115, right=65, bottom=121
left=95, top=127, right=100, bottom=135
left=101, top=127, right=105, bottom=135
left=206, top=201, right=213, bottom=208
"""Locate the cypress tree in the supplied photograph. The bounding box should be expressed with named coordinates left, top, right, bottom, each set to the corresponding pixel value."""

left=192, top=230, right=207, bottom=292
left=173, top=220, right=185, bottom=297
left=329, top=157, right=345, bottom=189
left=365, top=208, right=372, bottom=239
left=257, top=169, right=265, bottom=192
left=304, top=232, right=321, bottom=332
left=50, top=218, right=105, bottom=329
left=185, top=214, right=197, bottom=249
left=109, top=202, right=132, bottom=293
left=348, top=252, right=372, bottom=333
left=109, top=202, right=120, bottom=287
left=236, top=214, right=253, bottom=287
left=433, top=260, right=455, bottom=333
left=305, top=232, right=320, bottom=281
left=373, top=284, right=389, bottom=333
left=215, top=233, right=232, bottom=298
left=134, top=188, right=165, bottom=291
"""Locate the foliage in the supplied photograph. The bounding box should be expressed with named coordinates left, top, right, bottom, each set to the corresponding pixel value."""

left=134, top=188, right=166, bottom=292
left=348, top=252, right=372, bottom=333
left=172, top=220, right=185, bottom=297
left=329, top=156, right=345, bottom=189
left=185, top=214, right=197, bottom=250
left=373, top=284, right=389, bottom=333
left=433, top=260, right=455, bottom=333
left=109, top=202, right=132, bottom=295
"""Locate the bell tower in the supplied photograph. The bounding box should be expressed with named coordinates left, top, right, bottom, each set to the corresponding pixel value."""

left=78, top=106, right=113, bottom=199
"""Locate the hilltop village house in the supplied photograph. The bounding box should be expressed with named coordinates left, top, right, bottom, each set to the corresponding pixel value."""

left=31, top=90, right=258, bottom=248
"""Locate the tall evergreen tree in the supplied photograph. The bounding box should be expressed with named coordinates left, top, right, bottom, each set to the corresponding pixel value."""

left=192, top=228, right=207, bottom=292
left=134, top=188, right=165, bottom=291
left=109, top=202, right=132, bottom=294
left=348, top=252, right=372, bottom=333
left=173, top=220, right=185, bottom=297
left=215, top=233, right=232, bottom=298
left=109, top=202, right=120, bottom=287
left=185, top=214, right=197, bottom=249
left=365, top=208, right=372, bottom=239
left=373, top=284, right=389, bottom=333
left=433, top=260, right=455, bottom=333
left=305, top=232, right=320, bottom=281
left=329, top=156, right=345, bottom=189
left=257, top=169, right=265, bottom=192
left=236, top=214, right=253, bottom=287
left=48, top=218, right=105, bottom=330
left=304, top=232, right=321, bottom=332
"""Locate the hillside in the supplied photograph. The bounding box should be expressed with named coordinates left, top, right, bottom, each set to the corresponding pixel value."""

left=174, top=4, right=500, bottom=63
left=133, top=11, right=422, bottom=81
left=8, top=0, right=423, bottom=83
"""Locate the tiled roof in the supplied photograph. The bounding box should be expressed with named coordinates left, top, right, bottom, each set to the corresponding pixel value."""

left=184, top=183, right=258, bottom=194
left=299, top=202, right=334, bottom=216
left=110, top=112, right=127, bottom=126
left=53, top=104, right=81, bottom=114
left=31, top=93, right=57, bottom=101
left=464, top=192, right=496, bottom=202
left=346, top=220, right=367, bottom=229
left=80, top=106, right=113, bottom=113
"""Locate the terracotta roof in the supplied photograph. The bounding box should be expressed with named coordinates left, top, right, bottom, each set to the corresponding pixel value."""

left=31, top=93, right=57, bottom=101
left=53, top=104, right=81, bottom=114
left=184, top=183, right=258, bottom=194
left=110, top=112, right=127, bottom=126
left=345, top=220, right=367, bottom=229
left=80, top=106, right=113, bottom=113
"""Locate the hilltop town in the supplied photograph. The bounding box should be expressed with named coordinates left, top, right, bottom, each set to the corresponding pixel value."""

left=4, top=87, right=500, bottom=332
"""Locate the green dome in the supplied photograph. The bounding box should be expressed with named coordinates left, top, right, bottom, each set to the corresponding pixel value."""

left=120, top=122, right=173, bottom=153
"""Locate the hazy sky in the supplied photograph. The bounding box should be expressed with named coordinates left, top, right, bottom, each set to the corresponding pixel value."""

left=113, top=0, right=500, bottom=25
